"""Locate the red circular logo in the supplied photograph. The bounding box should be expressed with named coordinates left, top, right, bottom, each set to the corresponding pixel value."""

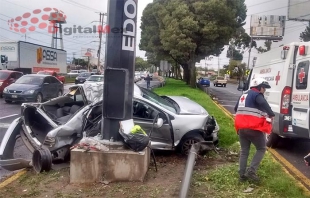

left=7, top=7, right=67, bottom=33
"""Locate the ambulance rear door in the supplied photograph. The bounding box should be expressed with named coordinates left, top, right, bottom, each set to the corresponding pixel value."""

left=291, top=44, right=310, bottom=139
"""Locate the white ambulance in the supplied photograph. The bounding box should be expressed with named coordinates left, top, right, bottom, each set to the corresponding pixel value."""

left=238, top=42, right=310, bottom=148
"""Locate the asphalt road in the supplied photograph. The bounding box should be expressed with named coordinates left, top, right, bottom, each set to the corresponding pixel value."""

left=207, top=83, right=310, bottom=181
left=0, top=79, right=161, bottom=180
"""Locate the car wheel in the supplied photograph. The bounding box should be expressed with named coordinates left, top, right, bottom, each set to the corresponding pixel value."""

left=180, top=134, right=204, bottom=155
left=58, top=90, right=63, bottom=97
left=224, top=84, right=226, bottom=87
left=266, top=132, right=280, bottom=148
left=36, top=93, right=43, bottom=103
left=0, top=93, right=2, bottom=98
left=5, top=100, right=12, bottom=103
left=32, top=147, right=52, bottom=173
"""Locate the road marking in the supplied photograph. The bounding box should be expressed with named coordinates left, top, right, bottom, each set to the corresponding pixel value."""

left=0, top=169, right=27, bottom=189
left=220, top=105, right=235, bottom=107
left=217, top=100, right=237, bottom=103
left=0, top=114, right=18, bottom=120
left=0, top=123, right=10, bottom=128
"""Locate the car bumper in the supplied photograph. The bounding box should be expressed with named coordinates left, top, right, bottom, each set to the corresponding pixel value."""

left=0, top=118, right=32, bottom=171
left=3, top=93, right=37, bottom=102
left=75, top=79, right=86, bottom=84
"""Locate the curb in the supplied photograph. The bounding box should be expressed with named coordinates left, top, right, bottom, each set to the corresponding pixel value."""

left=0, top=169, right=27, bottom=189
left=208, top=93, right=310, bottom=194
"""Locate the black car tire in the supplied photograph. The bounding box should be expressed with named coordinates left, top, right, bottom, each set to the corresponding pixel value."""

left=32, top=147, right=52, bottom=173
left=5, top=100, right=12, bottom=103
left=0, top=93, right=2, bottom=98
left=36, top=93, right=43, bottom=103
left=224, top=84, right=226, bottom=87
left=266, top=132, right=280, bottom=148
left=179, top=134, right=204, bottom=155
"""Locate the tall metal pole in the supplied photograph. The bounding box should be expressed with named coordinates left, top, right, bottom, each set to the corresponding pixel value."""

left=97, top=13, right=104, bottom=72
left=217, top=56, right=220, bottom=76
left=204, top=57, right=207, bottom=76
left=247, top=37, right=253, bottom=70
left=101, top=0, right=137, bottom=141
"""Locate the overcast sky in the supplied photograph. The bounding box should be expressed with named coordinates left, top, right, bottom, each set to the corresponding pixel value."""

left=0, top=0, right=308, bottom=70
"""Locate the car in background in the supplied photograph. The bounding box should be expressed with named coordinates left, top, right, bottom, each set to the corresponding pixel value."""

left=0, top=70, right=23, bottom=97
left=37, top=70, right=65, bottom=83
left=67, top=70, right=80, bottom=78
left=75, top=72, right=95, bottom=84
left=197, top=77, right=210, bottom=87
left=213, top=76, right=227, bottom=87
left=79, top=69, right=87, bottom=73
left=2, top=74, right=64, bottom=103
left=84, top=75, right=104, bottom=85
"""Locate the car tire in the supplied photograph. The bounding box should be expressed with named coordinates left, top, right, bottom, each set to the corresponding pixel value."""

left=32, top=148, right=52, bottom=173
left=179, top=134, right=204, bottom=155
left=0, top=94, right=2, bottom=98
left=224, top=84, right=226, bottom=87
left=36, top=93, right=43, bottom=103
left=266, top=132, right=280, bottom=148
left=5, top=100, right=12, bottom=103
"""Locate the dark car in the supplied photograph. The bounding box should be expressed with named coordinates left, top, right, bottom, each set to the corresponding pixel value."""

left=197, top=77, right=210, bottom=87
left=75, top=72, right=94, bottom=84
left=2, top=74, right=64, bottom=103
left=0, top=70, right=23, bottom=97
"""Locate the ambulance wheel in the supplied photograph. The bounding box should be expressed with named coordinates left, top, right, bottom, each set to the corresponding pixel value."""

left=266, top=132, right=280, bottom=148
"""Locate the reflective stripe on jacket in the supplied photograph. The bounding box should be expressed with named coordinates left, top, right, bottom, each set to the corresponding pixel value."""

left=234, top=90, right=272, bottom=134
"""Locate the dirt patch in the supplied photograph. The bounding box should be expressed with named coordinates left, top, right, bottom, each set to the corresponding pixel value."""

left=0, top=149, right=238, bottom=198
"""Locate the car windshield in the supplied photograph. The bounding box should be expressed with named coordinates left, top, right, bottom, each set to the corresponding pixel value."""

left=87, top=75, right=103, bottom=82
left=0, top=72, right=10, bottom=80
left=202, top=77, right=209, bottom=80
left=78, top=72, right=91, bottom=77
left=217, top=77, right=224, bottom=80
left=140, top=87, right=177, bottom=113
left=15, top=76, right=44, bottom=85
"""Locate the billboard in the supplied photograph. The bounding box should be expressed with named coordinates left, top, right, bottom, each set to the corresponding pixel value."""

left=288, top=0, right=310, bottom=21
left=81, top=48, right=95, bottom=57
left=250, top=15, right=286, bottom=37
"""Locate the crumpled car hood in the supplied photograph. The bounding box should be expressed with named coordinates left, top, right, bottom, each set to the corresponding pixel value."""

left=82, top=82, right=104, bottom=103
left=166, top=96, right=208, bottom=115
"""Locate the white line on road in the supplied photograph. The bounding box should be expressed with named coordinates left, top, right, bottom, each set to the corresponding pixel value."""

left=0, top=123, right=10, bottom=128
left=0, top=114, right=18, bottom=120
left=221, top=105, right=235, bottom=107
left=218, top=100, right=237, bottom=103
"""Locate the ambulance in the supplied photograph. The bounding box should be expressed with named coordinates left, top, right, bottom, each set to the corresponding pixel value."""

left=238, top=42, right=310, bottom=148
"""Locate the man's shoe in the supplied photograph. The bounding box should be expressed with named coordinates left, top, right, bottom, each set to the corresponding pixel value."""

left=245, top=171, right=260, bottom=183
left=239, top=175, right=247, bottom=182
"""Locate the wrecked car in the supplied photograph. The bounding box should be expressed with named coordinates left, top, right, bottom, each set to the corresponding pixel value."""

left=0, top=83, right=219, bottom=172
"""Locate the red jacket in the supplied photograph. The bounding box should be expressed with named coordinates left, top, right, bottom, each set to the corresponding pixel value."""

left=234, top=89, right=272, bottom=134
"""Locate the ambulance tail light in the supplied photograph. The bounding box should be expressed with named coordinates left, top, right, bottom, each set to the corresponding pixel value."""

left=280, top=86, right=291, bottom=114
left=283, top=125, right=288, bottom=132
left=299, top=45, right=306, bottom=55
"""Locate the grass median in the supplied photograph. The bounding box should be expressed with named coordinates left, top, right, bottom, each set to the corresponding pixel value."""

left=154, top=78, right=308, bottom=197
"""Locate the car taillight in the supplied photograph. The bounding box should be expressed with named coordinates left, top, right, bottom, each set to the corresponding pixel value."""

left=281, top=86, right=291, bottom=114
left=283, top=125, right=288, bottom=132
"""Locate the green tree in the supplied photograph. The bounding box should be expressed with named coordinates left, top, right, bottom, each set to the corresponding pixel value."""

left=256, top=40, right=272, bottom=53
left=140, top=0, right=248, bottom=88
left=300, top=22, right=310, bottom=42
left=135, top=57, right=150, bottom=71
left=72, top=58, right=88, bottom=67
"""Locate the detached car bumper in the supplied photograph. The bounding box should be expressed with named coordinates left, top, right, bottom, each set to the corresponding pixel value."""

left=0, top=118, right=32, bottom=171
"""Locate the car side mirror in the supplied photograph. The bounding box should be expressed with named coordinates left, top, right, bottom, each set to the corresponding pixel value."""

left=155, top=118, right=163, bottom=128
left=9, top=78, right=15, bottom=82
left=44, top=82, right=49, bottom=85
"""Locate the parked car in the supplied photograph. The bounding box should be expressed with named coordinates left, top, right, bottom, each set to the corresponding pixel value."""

left=67, top=70, right=80, bottom=78
left=213, top=76, right=227, bottom=87
left=75, top=72, right=95, bottom=84
left=37, top=70, right=65, bottom=83
left=2, top=74, right=64, bottom=103
left=197, top=77, right=211, bottom=87
left=0, top=83, right=219, bottom=172
left=0, top=70, right=23, bottom=97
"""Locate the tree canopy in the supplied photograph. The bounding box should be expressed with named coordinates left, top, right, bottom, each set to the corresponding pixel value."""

left=140, top=0, right=248, bottom=87
left=300, top=22, right=310, bottom=42
left=135, top=57, right=151, bottom=71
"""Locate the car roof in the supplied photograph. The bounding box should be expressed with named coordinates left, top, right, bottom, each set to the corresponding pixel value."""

left=89, top=75, right=103, bottom=77
left=24, top=74, right=49, bottom=77
left=0, top=70, right=22, bottom=73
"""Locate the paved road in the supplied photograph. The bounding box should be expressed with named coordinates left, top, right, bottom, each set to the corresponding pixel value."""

left=0, top=79, right=161, bottom=180
left=207, top=83, right=310, bottom=181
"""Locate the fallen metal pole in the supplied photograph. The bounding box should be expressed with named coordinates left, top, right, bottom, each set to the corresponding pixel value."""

left=179, top=143, right=199, bottom=198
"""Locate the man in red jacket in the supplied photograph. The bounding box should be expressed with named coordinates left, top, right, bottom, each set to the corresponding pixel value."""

left=234, top=78, right=275, bottom=183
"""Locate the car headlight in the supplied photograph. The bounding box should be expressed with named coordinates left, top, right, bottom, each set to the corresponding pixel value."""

left=76, top=77, right=78, bottom=80
left=3, top=88, right=8, bottom=93
left=0, top=82, right=3, bottom=86
left=24, top=90, right=35, bottom=94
